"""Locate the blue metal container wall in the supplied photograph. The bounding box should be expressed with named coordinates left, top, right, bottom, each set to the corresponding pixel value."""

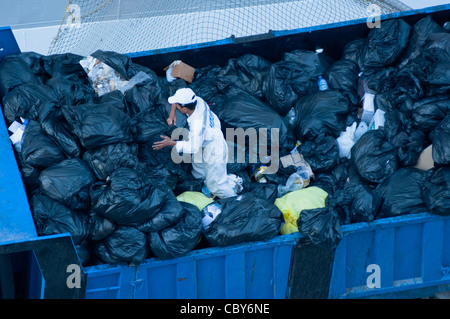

left=84, top=264, right=136, bottom=299
left=85, top=234, right=297, bottom=299
left=0, top=27, right=37, bottom=244
left=329, top=213, right=450, bottom=298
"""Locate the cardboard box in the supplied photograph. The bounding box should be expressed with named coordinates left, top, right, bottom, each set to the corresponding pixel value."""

left=361, top=93, right=375, bottom=124
left=164, top=61, right=195, bottom=83
left=414, top=145, right=434, bottom=171
left=369, top=109, right=385, bottom=130
left=280, top=152, right=314, bottom=179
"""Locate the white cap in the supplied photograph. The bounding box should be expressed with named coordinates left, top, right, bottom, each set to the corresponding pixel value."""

left=168, top=88, right=197, bottom=105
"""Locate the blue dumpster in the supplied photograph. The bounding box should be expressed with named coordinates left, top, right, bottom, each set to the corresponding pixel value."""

left=0, top=4, right=449, bottom=299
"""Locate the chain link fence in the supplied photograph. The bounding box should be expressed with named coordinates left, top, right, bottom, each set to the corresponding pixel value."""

left=48, top=0, right=411, bottom=56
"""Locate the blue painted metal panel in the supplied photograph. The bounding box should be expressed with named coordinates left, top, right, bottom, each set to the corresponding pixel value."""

left=328, top=213, right=450, bottom=299
left=0, top=26, right=20, bottom=62
left=90, top=235, right=297, bottom=299
left=0, top=27, right=37, bottom=245
left=84, top=264, right=136, bottom=299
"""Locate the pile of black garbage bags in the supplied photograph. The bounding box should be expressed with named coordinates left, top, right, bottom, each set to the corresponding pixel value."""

left=0, top=15, right=449, bottom=267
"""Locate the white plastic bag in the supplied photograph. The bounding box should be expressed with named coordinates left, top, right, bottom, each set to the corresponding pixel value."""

left=227, top=174, right=244, bottom=194
left=165, top=60, right=181, bottom=82
left=201, top=203, right=222, bottom=230
left=80, top=56, right=128, bottom=96
left=336, top=121, right=368, bottom=159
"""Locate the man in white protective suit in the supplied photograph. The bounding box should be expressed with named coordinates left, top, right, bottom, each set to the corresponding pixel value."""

left=153, top=88, right=237, bottom=199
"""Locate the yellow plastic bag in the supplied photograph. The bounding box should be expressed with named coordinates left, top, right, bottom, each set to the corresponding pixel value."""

left=274, top=186, right=328, bottom=235
left=176, top=191, right=214, bottom=212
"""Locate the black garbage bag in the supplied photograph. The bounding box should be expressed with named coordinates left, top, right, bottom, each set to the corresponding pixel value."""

left=16, top=151, right=40, bottom=191
left=136, top=188, right=185, bottom=233
left=331, top=181, right=381, bottom=224
left=297, top=205, right=343, bottom=249
left=39, top=158, right=95, bottom=211
left=213, top=88, right=291, bottom=147
left=91, top=50, right=159, bottom=81
left=432, top=115, right=450, bottom=166
left=325, top=59, right=360, bottom=106
left=2, top=83, right=58, bottom=125
left=226, top=140, right=251, bottom=174
left=358, top=67, right=396, bottom=96
left=90, top=167, right=171, bottom=226
left=282, top=49, right=333, bottom=78
left=391, top=130, right=426, bottom=167
left=82, top=142, right=139, bottom=181
left=94, top=226, right=149, bottom=266
left=375, top=167, right=427, bottom=218
left=21, top=120, right=66, bottom=168
left=173, top=175, right=204, bottom=196
left=398, top=16, right=444, bottom=68
left=146, top=189, right=187, bottom=232
left=189, top=64, right=222, bottom=103
left=0, top=56, right=41, bottom=97
left=31, top=193, right=89, bottom=244
left=383, top=110, right=410, bottom=141
left=87, top=211, right=116, bottom=241
left=264, top=60, right=316, bottom=116
left=134, top=105, right=173, bottom=144
left=374, top=68, right=424, bottom=111
left=46, top=75, right=96, bottom=106
left=341, top=39, right=365, bottom=62
left=358, top=18, right=411, bottom=70
left=247, top=182, right=278, bottom=203
left=11, top=51, right=44, bottom=77
left=293, top=90, right=349, bottom=140
left=422, top=166, right=450, bottom=216
left=148, top=202, right=203, bottom=260
left=202, top=193, right=284, bottom=247
left=311, top=160, right=350, bottom=195
left=154, top=165, right=183, bottom=190
left=418, top=33, right=450, bottom=92
left=40, top=106, right=83, bottom=158
left=298, top=134, right=340, bottom=173
left=383, top=110, right=426, bottom=166
left=138, top=133, right=187, bottom=186
left=94, top=90, right=129, bottom=113
left=61, top=102, right=135, bottom=149
left=410, top=96, right=450, bottom=133
left=351, top=130, right=398, bottom=184
left=216, top=54, right=271, bottom=99
left=41, top=53, right=88, bottom=82
left=124, top=79, right=161, bottom=117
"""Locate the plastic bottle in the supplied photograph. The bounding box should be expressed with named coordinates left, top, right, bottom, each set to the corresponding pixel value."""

left=318, top=76, right=329, bottom=91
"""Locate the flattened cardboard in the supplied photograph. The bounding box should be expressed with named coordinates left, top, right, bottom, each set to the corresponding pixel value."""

left=280, top=152, right=314, bottom=179
left=414, top=145, right=434, bottom=171
left=164, top=61, right=195, bottom=83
